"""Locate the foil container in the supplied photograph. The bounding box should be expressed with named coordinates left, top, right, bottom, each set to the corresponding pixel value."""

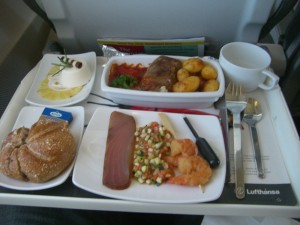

left=101, top=44, right=128, bottom=59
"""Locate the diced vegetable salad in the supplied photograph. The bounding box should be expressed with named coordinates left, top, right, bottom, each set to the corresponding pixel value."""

left=133, top=122, right=174, bottom=185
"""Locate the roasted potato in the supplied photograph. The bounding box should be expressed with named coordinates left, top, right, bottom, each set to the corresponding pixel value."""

left=173, top=76, right=201, bottom=92
left=201, top=64, right=217, bottom=80
left=202, top=79, right=219, bottom=92
left=177, top=68, right=190, bottom=81
left=182, top=58, right=205, bottom=73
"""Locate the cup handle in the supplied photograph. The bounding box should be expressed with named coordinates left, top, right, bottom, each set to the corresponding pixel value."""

left=258, top=70, right=279, bottom=90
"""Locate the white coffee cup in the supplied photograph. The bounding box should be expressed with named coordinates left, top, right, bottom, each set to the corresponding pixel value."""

left=219, top=42, right=279, bottom=92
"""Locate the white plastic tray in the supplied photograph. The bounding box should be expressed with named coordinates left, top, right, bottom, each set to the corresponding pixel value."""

left=0, top=57, right=299, bottom=217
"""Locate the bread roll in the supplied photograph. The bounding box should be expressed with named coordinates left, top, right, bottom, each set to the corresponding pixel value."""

left=0, top=120, right=76, bottom=183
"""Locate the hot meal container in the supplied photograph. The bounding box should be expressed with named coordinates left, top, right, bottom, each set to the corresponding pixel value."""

left=101, top=55, right=225, bottom=108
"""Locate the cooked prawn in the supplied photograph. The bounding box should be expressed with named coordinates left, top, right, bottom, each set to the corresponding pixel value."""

left=168, top=155, right=212, bottom=186
left=167, top=171, right=211, bottom=186
left=166, top=139, right=212, bottom=186
left=163, top=139, right=198, bottom=167
left=162, top=155, right=179, bottom=168
left=170, top=139, right=197, bottom=157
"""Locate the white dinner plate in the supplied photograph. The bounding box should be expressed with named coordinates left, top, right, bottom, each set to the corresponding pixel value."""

left=72, top=108, right=226, bottom=203
left=25, top=52, right=97, bottom=107
left=0, top=106, right=84, bottom=191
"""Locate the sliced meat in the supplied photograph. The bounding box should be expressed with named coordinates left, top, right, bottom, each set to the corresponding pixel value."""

left=139, top=56, right=182, bottom=91
left=102, top=111, right=136, bottom=190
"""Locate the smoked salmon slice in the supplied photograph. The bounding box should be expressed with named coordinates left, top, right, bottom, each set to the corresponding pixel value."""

left=102, top=111, right=136, bottom=190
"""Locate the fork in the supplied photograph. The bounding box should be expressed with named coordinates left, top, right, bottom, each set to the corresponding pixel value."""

left=225, top=82, right=247, bottom=199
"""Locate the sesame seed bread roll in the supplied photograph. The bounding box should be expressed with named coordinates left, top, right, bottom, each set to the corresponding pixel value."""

left=0, top=120, right=76, bottom=183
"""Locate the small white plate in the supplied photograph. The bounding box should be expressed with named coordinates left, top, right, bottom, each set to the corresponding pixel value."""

left=25, top=52, right=97, bottom=107
left=0, top=106, right=84, bottom=191
left=72, top=108, right=226, bottom=203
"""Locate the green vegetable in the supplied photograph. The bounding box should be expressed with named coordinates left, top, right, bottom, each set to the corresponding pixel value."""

left=51, top=51, right=74, bottom=77
left=111, top=74, right=137, bottom=89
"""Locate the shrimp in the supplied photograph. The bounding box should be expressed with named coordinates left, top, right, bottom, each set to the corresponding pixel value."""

left=166, top=139, right=212, bottom=186
left=167, top=171, right=211, bottom=186
left=167, top=155, right=212, bottom=186
left=170, top=139, right=197, bottom=157
left=162, top=155, right=179, bottom=167
left=162, top=139, right=197, bottom=167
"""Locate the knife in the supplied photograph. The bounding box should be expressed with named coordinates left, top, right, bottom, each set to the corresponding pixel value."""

left=183, top=117, right=220, bottom=168
left=214, top=95, right=231, bottom=182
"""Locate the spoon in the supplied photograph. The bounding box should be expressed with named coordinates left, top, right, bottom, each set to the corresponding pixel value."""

left=243, top=97, right=264, bottom=178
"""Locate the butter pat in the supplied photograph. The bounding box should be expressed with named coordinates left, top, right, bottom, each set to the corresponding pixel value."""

left=39, top=107, right=73, bottom=124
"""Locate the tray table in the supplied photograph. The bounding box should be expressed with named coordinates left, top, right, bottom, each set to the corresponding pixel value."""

left=0, top=57, right=299, bottom=217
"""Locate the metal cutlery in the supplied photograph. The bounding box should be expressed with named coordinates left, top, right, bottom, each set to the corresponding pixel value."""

left=214, top=95, right=231, bottom=182
left=243, top=97, right=264, bottom=178
left=225, top=82, right=247, bottom=199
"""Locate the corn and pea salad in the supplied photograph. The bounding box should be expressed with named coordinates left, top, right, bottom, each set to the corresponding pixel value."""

left=132, top=122, right=175, bottom=185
